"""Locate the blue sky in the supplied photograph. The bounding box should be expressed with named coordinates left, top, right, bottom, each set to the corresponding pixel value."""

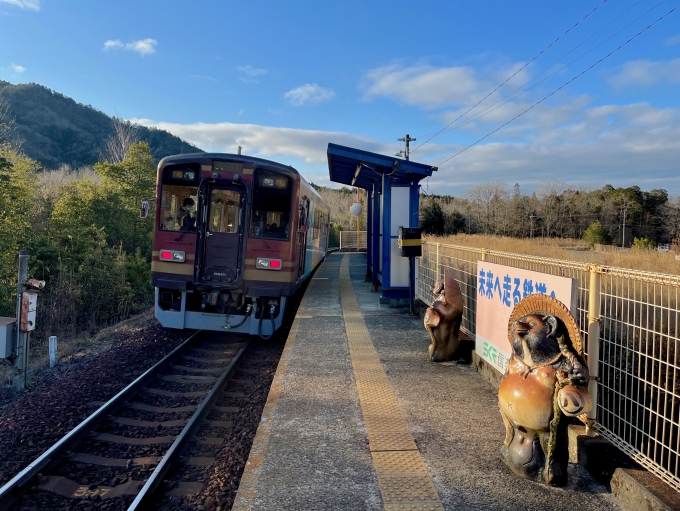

left=1, top=0, right=679, bottom=196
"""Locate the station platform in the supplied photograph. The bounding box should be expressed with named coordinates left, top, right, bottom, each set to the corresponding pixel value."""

left=233, top=253, right=620, bottom=511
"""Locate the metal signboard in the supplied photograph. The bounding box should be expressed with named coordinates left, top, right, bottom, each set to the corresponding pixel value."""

left=20, top=292, right=37, bottom=332
left=475, top=261, right=577, bottom=374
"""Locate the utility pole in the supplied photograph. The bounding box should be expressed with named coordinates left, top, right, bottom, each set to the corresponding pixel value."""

left=621, top=207, right=627, bottom=248
left=14, top=251, right=28, bottom=391
left=397, top=134, right=416, bottom=161
left=529, top=214, right=535, bottom=239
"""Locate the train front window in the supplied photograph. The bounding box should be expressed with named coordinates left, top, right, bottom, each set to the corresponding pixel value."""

left=208, top=189, right=240, bottom=233
left=159, top=164, right=199, bottom=231
left=251, top=170, right=292, bottom=240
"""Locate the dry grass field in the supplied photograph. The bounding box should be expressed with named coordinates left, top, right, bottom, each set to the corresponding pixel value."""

left=425, top=233, right=680, bottom=275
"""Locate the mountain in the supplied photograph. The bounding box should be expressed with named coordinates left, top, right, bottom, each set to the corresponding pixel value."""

left=0, top=80, right=201, bottom=169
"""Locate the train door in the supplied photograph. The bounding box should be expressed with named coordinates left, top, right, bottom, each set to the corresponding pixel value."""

left=200, top=184, right=245, bottom=284
left=297, top=197, right=310, bottom=279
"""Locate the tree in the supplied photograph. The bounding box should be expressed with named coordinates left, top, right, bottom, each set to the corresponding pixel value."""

left=0, top=145, right=39, bottom=315
left=420, top=197, right=445, bottom=235
left=101, top=117, right=140, bottom=163
left=536, top=180, right=567, bottom=238
left=94, top=141, right=157, bottom=255
left=0, top=96, right=16, bottom=144
left=582, top=221, right=609, bottom=248
left=465, top=182, right=509, bottom=234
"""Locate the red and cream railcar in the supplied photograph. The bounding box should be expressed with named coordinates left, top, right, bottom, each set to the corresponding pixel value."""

left=151, top=153, right=330, bottom=337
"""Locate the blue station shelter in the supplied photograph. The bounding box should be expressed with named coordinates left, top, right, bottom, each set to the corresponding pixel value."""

left=327, top=143, right=437, bottom=303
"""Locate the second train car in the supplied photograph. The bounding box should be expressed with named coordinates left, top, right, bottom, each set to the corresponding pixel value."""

left=151, top=153, right=330, bottom=337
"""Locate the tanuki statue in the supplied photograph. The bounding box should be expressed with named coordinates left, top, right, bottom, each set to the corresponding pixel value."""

left=498, top=294, right=592, bottom=486
left=423, top=270, right=464, bottom=362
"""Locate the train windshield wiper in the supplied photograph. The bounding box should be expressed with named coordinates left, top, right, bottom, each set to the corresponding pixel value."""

left=175, top=223, right=194, bottom=242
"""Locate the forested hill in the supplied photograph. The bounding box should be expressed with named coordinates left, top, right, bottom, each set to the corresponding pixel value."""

left=0, top=80, right=201, bottom=169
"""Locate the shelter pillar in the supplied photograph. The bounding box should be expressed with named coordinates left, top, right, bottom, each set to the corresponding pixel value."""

left=372, top=181, right=381, bottom=290
left=366, top=187, right=372, bottom=281
left=381, top=173, right=391, bottom=291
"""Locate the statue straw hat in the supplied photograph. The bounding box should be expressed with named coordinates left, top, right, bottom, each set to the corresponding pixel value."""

left=507, top=294, right=583, bottom=356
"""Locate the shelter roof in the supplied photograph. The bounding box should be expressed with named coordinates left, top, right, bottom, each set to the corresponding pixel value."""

left=327, top=143, right=436, bottom=191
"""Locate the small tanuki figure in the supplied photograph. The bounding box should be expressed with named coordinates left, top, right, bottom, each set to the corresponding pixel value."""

left=498, top=294, right=592, bottom=486
left=423, top=270, right=464, bottom=362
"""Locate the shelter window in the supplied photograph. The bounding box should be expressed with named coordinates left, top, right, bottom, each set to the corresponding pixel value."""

left=251, top=170, right=292, bottom=240
left=159, top=164, right=200, bottom=231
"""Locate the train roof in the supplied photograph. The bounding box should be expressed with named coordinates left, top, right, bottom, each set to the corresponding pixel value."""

left=159, top=152, right=328, bottom=207
left=159, top=153, right=302, bottom=177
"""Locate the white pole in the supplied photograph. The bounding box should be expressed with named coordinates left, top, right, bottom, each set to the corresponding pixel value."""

left=49, top=336, right=57, bottom=368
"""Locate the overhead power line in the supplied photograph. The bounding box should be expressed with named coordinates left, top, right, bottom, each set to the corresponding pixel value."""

left=410, top=0, right=609, bottom=154
left=435, top=0, right=666, bottom=136
left=435, top=3, right=680, bottom=167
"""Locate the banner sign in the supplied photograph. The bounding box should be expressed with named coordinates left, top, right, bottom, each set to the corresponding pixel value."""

left=475, top=261, right=577, bottom=374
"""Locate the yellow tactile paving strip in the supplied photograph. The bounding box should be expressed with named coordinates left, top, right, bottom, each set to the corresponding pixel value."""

left=339, top=255, right=444, bottom=511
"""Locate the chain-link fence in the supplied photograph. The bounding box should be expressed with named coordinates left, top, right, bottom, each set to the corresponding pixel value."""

left=416, top=240, right=680, bottom=492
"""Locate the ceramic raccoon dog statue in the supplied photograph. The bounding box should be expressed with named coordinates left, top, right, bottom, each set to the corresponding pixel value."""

left=498, top=294, right=592, bottom=486
left=423, top=270, right=464, bottom=362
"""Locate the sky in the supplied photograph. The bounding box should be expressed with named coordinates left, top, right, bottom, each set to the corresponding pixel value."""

left=1, top=0, right=679, bottom=196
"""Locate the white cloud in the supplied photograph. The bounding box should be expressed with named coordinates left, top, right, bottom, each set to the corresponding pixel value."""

left=236, top=65, right=267, bottom=76
left=0, top=0, right=39, bottom=11
left=103, top=38, right=157, bottom=56
left=424, top=102, right=680, bottom=195
left=284, top=84, right=335, bottom=107
left=608, top=59, right=680, bottom=88
left=362, top=64, right=485, bottom=109
left=132, top=100, right=680, bottom=196
left=10, top=63, right=25, bottom=73
left=130, top=119, right=389, bottom=166
left=666, top=34, right=680, bottom=46
left=104, top=40, right=124, bottom=51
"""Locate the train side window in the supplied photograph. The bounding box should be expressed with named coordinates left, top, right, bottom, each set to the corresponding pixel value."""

left=251, top=170, right=292, bottom=240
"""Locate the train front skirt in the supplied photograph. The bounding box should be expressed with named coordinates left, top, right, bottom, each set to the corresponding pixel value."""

left=154, top=288, right=286, bottom=336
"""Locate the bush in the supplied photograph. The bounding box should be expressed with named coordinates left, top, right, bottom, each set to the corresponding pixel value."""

left=329, top=226, right=341, bottom=248
left=632, top=237, right=656, bottom=250
left=583, top=221, right=610, bottom=248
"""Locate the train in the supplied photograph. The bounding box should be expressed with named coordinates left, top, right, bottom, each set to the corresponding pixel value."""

left=150, top=153, right=330, bottom=337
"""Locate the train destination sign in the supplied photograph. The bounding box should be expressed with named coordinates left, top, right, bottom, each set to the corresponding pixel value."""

left=475, top=261, right=577, bottom=374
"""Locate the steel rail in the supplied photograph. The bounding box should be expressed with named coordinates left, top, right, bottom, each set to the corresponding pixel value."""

left=0, top=330, right=202, bottom=509
left=127, top=337, right=251, bottom=510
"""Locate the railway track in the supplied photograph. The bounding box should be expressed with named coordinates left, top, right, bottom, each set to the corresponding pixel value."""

left=0, top=330, right=255, bottom=510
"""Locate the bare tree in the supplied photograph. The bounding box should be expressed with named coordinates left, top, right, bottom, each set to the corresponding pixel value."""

left=0, top=96, right=23, bottom=153
left=465, top=182, right=509, bottom=234
left=0, top=96, right=16, bottom=142
left=536, top=180, right=567, bottom=238
left=101, top=117, right=140, bottom=163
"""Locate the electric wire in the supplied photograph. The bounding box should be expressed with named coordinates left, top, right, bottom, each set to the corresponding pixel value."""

left=435, top=0, right=666, bottom=136
left=410, top=0, right=610, bottom=154
left=435, top=3, right=680, bottom=168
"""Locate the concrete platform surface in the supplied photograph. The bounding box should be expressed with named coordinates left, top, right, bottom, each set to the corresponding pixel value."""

left=234, top=253, right=621, bottom=511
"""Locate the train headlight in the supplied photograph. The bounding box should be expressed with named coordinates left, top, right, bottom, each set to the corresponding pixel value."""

left=160, top=250, right=186, bottom=262
left=256, top=257, right=282, bottom=270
